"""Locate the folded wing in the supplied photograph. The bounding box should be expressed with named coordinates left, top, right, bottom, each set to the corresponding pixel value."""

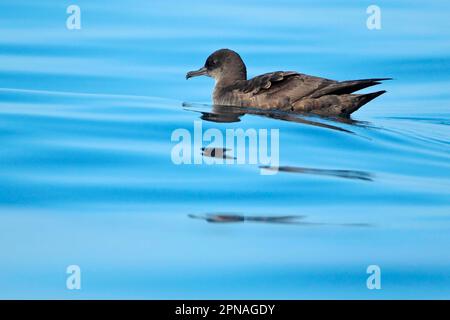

left=243, top=71, right=391, bottom=116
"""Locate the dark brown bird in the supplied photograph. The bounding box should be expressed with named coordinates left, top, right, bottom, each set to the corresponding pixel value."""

left=186, top=48, right=390, bottom=117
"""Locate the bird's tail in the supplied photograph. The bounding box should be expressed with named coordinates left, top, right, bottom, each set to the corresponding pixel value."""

left=310, top=78, right=392, bottom=98
left=344, top=90, right=386, bottom=116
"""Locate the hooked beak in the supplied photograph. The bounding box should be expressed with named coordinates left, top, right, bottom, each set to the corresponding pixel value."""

left=186, top=67, right=208, bottom=79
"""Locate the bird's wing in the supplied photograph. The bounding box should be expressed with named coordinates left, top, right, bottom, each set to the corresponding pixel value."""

left=308, top=78, right=392, bottom=99
left=242, top=71, right=336, bottom=99
left=241, top=71, right=301, bottom=94
left=243, top=72, right=390, bottom=101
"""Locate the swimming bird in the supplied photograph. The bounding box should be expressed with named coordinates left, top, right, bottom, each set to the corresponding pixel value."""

left=186, top=49, right=390, bottom=117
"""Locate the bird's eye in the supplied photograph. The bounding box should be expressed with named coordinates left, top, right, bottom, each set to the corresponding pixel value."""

left=206, top=58, right=219, bottom=69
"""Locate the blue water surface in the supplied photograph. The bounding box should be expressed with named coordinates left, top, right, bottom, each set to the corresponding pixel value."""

left=0, top=0, right=449, bottom=299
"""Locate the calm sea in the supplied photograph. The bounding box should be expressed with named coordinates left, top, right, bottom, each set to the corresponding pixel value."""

left=0, top=0, right=449, bottom=298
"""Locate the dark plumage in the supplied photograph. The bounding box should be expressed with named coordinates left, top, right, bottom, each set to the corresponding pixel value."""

left=186, top=48, right=391, bottom=117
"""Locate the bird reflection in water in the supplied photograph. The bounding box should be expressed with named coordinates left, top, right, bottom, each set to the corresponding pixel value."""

left=201, top=148, right=373, bottom=182
left=186, top=102, right=374, bottom=181
left=260, top=166, right=373, bottom=181
left=182, top=102, right=371, bottom=134
left=188, top=214, right=370, bottom=227
left=201, top=147, right=235, bottom=160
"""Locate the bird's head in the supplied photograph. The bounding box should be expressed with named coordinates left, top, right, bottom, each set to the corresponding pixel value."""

left=186, top=49, right=247, bottom=84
